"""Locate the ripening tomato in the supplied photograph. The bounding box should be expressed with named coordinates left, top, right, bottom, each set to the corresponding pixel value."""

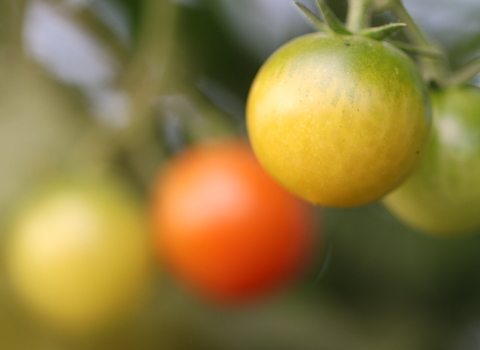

left=6, top=178, right=152, bottom=335
left=247, top=33, right=431, bottom=207
left=152, top=140, right=316, bottom=304
left=383, top=85, right=480, bottom=235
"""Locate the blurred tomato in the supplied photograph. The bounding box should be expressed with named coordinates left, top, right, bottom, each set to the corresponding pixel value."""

left=152, top=139, right=317, bottom=304
left=5, top=177, right=152, bottom=335
left=383, top=85, right=480, bottom=234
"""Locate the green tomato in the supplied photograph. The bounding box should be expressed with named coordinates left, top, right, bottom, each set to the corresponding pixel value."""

left=247, top=33, right=431, bottom=207
left=5, top=178, right=152, bottom=335
left=383, top=85, right=480, bottom=235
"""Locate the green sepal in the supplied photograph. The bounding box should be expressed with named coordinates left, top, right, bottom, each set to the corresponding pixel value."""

left=315, top=0, right=352, bottom=35
left=444, top=56, right=480, bottom=87
left=295, top=2, right=330, bottom=33
left=360, top=22, right=406, bottom=40
left=386, top=39, right=444, bottom=59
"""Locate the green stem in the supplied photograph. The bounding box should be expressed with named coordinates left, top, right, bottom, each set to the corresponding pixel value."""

left=388, top=1, right=430, bottom=47
left=443, top=56, right=480, bottom=87
left=117, top=0, right=179, bottom=186
left=346, top=0, right=373, bottom=33
left=382, top=0, right=446, bottom=84
left=0, top=0, right=27, bottom=57
left=74, top=7, right=130, bottom=67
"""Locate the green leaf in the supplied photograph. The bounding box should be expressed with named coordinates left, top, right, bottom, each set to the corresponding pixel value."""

left=315, top=0, right=352, bottom=35
left=295, top=2, right=330, bottom=33
left=386, top=39, right=444, bottom=59
left=360, top=23, right=406, bottom=40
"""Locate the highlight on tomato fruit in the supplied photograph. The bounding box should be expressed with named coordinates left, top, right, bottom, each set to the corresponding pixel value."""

left=383, top=85, right=480, bottom=235
left=247, top=7, right=431, bottom=207
left=151, top=139, right=318, bottom=304
left=5, top=177, right=152, bottom=335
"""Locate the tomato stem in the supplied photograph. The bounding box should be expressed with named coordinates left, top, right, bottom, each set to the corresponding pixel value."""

left=443, top=56, right=480, bottom=87
left=379, top=0, right=447, bottom=85
left=346, top=0, right=373, bottom=33
left=385, top=39, right=443, bottom=59
left=73, top=8, right=130, bottom=67
left=117, top=0, right=179, bottom=186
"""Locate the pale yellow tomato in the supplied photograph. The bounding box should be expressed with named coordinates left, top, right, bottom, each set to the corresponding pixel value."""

left=6, top=178, right=152, bottom=335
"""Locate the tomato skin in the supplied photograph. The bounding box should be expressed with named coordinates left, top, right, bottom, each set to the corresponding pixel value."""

left=152, top=140, right=316, bottom=304
left=6, top=178, right=151, bottom=335
left=383, top=85, right=480, bottom=235
left=247, top=33, right=431, bottom=207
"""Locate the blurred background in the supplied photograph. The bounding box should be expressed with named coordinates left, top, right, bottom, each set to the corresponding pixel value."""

left=0, top=0, right=480, bottom=349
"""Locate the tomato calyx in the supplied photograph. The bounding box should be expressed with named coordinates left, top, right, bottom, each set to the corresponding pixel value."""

left=359, top=23, right=406, bottom=40
left=296, top=0, right=448, bottom=68
left=296, top=0, right=352, bottom=35
left=295, top=0, right=405, bottom=40
left=297, top=0, right=479, bottom=87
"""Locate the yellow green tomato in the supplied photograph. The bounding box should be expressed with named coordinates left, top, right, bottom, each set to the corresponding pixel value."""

left=6, top=178, right=152, bottom=335
left=383, top=85, right=480, bottom=235
left=247, top=33, right=431, bottom=207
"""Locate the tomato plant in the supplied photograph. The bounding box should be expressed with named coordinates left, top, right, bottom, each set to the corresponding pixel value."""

left=383, top=85, right=480, bottom=235
left=5, top=178, right=152, bottom=335
left=246, top=2, right=431, bottom=207
left=151, top=140, right=317, bottom=304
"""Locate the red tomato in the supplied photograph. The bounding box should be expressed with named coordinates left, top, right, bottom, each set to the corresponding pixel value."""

left=151, top=140, right=317, bottom=304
